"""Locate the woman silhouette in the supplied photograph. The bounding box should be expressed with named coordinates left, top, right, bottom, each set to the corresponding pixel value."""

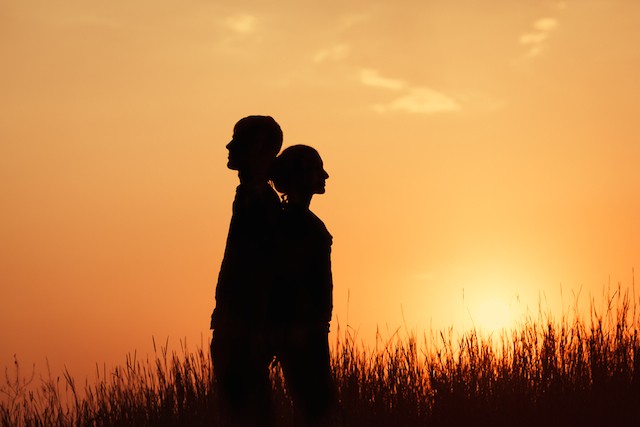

left=270, top=145, right=338, bottom=426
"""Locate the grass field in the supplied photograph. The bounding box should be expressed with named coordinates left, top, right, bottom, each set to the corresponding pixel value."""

left=2, top=287, right=640, bottom=426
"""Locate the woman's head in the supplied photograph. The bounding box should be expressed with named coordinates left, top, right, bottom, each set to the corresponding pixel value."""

left=271, top=145, right=329, bottom=199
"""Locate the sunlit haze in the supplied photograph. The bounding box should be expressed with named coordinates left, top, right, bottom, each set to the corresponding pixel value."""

left=2, top=0, right=639, bottom=380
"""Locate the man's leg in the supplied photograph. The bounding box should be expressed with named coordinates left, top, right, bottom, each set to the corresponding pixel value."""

left=211, top=327, right=274, bottom=427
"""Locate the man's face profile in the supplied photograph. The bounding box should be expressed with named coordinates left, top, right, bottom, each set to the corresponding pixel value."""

left=226, top=124, right=263, bottom=171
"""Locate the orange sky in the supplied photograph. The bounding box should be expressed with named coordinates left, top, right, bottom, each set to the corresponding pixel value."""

left=2, top=0, right=640, bottom=380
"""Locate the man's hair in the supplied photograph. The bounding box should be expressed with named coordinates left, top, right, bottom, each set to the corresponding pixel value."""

left=235, top=115, right=283, bottom=157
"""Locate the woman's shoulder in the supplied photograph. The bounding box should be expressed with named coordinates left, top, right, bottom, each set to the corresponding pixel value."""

left=306, top=209, right=329, bottom=230
left=304, top=210, right=333, bottom=246
left=282, top=207, right=332, bottom=244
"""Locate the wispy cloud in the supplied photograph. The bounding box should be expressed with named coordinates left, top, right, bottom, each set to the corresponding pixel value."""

left=533, top=17, right=558, bottom=32
left=373, top=87, right=460, bottom=114
left=518, top=17, right=559, bottom=60
left=360, top=68, right=459, bottom=114
left=225, top=14, right=256, bottom=34
left=360, top=68, right=406, bottom=90
left=314, top=44, right=350, bottom=63
left=519, top=32, right=548, bottom=45
left=214, top=13, right=265, bottom=59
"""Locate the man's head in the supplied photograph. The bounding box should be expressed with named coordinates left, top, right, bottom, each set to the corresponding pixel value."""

left=226, top=116, right=283, bottom=176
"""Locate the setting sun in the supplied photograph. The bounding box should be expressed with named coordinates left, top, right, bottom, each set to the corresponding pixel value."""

left=467, top=295, right=516, bottom=334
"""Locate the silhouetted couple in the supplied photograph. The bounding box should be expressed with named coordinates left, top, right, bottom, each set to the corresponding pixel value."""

left=210, top=116, right=337, bottom=427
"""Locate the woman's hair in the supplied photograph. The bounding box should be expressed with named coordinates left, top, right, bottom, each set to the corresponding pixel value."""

left=270, top=144, right=320, bottom=195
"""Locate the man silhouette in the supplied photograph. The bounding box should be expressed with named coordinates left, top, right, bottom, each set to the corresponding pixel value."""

left=210, top=115, right=282, bottom=427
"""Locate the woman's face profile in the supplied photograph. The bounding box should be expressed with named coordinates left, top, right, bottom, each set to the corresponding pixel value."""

left=307, top=155, right=329, bottom=195
left=273, top=145, right=329, bottom=201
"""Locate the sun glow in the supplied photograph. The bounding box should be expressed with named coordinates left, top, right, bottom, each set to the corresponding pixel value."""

left=464, top=293, right=522, bottom=335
